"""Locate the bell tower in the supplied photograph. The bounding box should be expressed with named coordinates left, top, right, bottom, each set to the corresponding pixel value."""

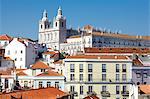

left=53, top=6, right=66, bottom=45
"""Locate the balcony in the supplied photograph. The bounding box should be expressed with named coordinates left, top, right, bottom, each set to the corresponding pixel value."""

left=101, top=91, right=110, bottom=97
left=121, top=91, right=129, bottom=96
left=69, top=91, right=78, bottom=97
left=87, top=91, right=96, bottom=96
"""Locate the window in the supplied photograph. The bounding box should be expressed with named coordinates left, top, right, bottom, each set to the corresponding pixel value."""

left=21, top=50, right=23, bottom=54
left=116, top=86, right=120, bottom=94
left=70, top=74, right=75, bottom=81
left=4, top=79, right=8, bottom=89
left=80, top=86, right=83, bottom=95
left=102, top=74, right=106, bottom=81
left=79, top=64, right=83, bottom=72
left=39, top=81, right=42, bottom=88
left=102, top=64, right=106, bottom=72
left=122, top=74, right=126, bottom=81
left=55, top=22, right=57, bottom=27
left=102, top=86, right=106, bottom=91
left=41, top=69, right=45, bottom=72
left=20, top=58, right=22, bottom=61
left=62, top=22, right=64, bottom=27
left=122, top=86, right=127, bottom=92
left=15, top=50, right=17, bottom=54
left=88, top=74, right=92, bottom=81
left=70, top=64, right=75, bottom=72
left=41, top=25, right=43, bottom=29
left=122, top=64, right=126, bottom=72
left=15, top=58, right=17, bottom=61
left=70, top=86, right=75, bottom=92
left=137, top=82, right=140, bottom=85
left=24, top=81, right=28, bottom=87
left=79, top=74, right=83, bottom=81
left=88, top=64, right=93, bottom=72
left=116, top=64, right=119, bottom=72
left=116, top=74, right=120, bottom=81
left=143, top=73, right=148, bottom=78
left=7, top=50, right=10, bottom=55
left=55, top=82, right=59, bottom=88
left=88, top=86, right=93, bottom=92
left=136, top=73, right=141, bottom=78
left=47, top=82, right=51, bottom=87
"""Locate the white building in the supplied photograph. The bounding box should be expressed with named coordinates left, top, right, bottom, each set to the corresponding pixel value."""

left=0, top=68, right=15, bottom=92
left=42, top=50, right=59, bottom=65
left=38, top=7, right=66, bottom=50
left=5, top=38, right=37, bottom=69
left=38, top=8, right=150, bottom=55
left=15, top=61, right=65, bottom=91
left=64, top=55, right=137, bottom=99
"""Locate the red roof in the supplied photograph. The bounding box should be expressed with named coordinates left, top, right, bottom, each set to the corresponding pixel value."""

left=84, top=47, right=150, bottom=54
left=36, top=70, right=63, bottom=76
left=53, top=60, right=63, bottom=64
left=0, top=87, right=69, bottom=99
left=0, top=34, right=12, bottom=41
left=31, top=61, right=49, bottom=69
left=43, top=51, right=56, bottom=55
left=66, top=55, right=128, bottom=59
left=16, top=71, right=28, bottom=76
left=133, top=59, right=143, bottom=66
left=139, top=85, right=150, bottom=94
left=84, top=95, right=100, bottom=99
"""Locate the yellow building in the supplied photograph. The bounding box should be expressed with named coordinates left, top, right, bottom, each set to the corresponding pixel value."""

left=64, top=55, right=137, bottom=99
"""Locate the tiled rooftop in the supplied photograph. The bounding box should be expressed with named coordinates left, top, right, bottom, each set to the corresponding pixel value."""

left=84, top=95, right=100, bottom=99
left=66, top=55, right=128, bottom=59
left=31, top=61, right=49, bottom=69
left=84, top=47, right=150, bottom=54
left=36, top=70, right=63, bottom=76
left=0, top=34, right=12, bottom=41
left=139, top=85, right=150, bottom=94
left=0, top=87, right=69, bottom=99
left=16, top=71, right=28, bottom=76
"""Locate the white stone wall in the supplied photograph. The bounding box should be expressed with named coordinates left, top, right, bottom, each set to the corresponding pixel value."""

left=5, top=38, right=36, bottom=69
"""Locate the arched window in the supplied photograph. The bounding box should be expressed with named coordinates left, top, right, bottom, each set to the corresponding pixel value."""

left=62, top=22, right=63, bottom=27
left=41, top=25, right=43, bottom=29
left=56, top=22, right=57, bottom=27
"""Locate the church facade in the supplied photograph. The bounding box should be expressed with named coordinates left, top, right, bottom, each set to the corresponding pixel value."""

left=38, top=7, right=66, bottom=50
left=38, top=7, right=150, bottom=55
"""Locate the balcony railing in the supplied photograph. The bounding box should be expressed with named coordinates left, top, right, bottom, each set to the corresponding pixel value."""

left=101, top=91, right=110, bottom=97
left=121, top=91, right=129, bottom=96
left=87, top=91, right=97, bottom=96
left=69, top=91, right=78, bottom=97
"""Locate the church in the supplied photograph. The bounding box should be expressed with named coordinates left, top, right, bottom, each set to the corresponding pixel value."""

left=38, top=7, right=150, bottom=55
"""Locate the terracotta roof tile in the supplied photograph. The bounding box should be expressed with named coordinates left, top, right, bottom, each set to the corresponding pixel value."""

left=31, top=61, right=49, bottom=69
left=43, top=51, right=56, bottom=55
left=0, top=34, right=12, bottom=41
left=0, top=68, right=12, bottom=75
left=53, top=60, right=63, bottom=64
left=84, top=47, right=150, bottom=54
left=92, top=32, right=150, bottom=40
left=0, top=87, right=69, bottom=99
left=139, top=85, right=150, bottom=94
left=66, top=55, right=128, bottom=59
left=133, top=59, right=143, bottom=66
left=84, top=95, right=100, bottom=99
left=16, top=71, right=28, bottom=76
left=36, top=70, right=63, bottom=76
